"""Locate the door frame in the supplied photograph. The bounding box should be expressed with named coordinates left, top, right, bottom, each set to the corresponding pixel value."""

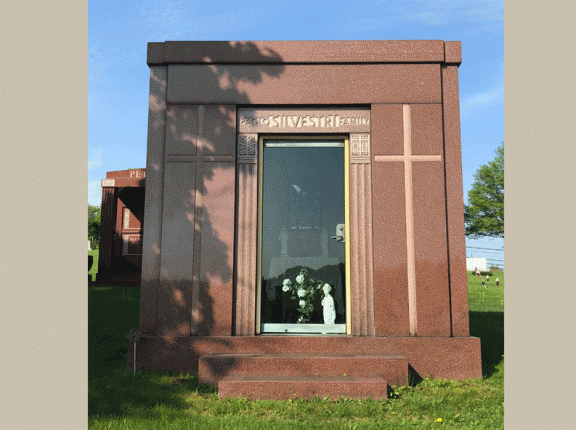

left=255, top=134, right=352, bottom=335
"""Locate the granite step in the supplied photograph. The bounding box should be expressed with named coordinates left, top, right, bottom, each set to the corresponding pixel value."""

left=198, top=353, right=408, bottom=388
left=218, top=374, right=388, bottom=400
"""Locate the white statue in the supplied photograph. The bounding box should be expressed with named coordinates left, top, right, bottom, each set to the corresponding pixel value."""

left=321, top=283, right=336, bottom=325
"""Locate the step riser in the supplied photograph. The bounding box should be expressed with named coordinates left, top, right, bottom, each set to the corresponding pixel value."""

left=199, top=356, right=408, bottom=387
left=129, top=336, right=483, bottom=382
left=219, top=379, right=388, bottom=401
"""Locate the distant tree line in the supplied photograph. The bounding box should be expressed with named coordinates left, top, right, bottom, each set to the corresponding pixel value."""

left=464, top=143, right=504, bottom=239
left=88, top=204, right=101, bottom=249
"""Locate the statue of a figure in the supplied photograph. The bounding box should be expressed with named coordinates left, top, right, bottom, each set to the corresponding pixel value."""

left=321, top=284, right=336, bottom=325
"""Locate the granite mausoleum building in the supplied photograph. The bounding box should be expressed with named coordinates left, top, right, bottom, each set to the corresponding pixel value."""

left=129, top=40, right=482, bottom=400
left=98, top=169, right=146, bottom=285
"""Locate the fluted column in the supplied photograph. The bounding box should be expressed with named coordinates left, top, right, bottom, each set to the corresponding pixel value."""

left=349, top=133, right=375, bottom=336
left=235, top=134, right=258, bottom=335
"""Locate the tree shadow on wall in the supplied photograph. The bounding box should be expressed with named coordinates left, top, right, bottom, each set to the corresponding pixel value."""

left=141, top=42, right=286, bottom=381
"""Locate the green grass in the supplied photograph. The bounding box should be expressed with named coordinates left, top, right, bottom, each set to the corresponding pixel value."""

left=467, top=271, right=504, bottom=312
left=88, top=274, right=504, bottom=429
left=466, top=271, right=504, bottom=383
left=89, top=249, right=99, bottom=281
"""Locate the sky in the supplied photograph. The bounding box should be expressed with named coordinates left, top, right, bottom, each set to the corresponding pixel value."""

left=88, top=0, right=504, bottom=268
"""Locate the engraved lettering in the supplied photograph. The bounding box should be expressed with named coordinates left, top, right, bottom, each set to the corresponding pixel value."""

left=239, top=110, right=369, bottom=131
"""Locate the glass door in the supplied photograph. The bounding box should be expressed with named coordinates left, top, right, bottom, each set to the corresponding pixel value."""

left=258, top=137, right=348, bottom=334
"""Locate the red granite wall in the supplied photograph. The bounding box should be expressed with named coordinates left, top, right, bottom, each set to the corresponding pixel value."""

left=140, top=40, right=471, bottom=340
left=411, top=105, right=451, bottom=337
left=371, top=104, right=410, bottom=336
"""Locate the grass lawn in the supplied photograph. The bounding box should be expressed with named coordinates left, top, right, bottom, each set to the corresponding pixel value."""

left=89, top=249, right=99, bottom=282
left=88, top=268, right=504, bottom=429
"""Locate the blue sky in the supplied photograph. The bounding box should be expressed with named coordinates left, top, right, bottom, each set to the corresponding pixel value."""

left=88, top=0, right=504, bottom=267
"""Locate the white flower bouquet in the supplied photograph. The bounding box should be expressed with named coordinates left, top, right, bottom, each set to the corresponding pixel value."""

left=279, top=268, right=327, bottom=323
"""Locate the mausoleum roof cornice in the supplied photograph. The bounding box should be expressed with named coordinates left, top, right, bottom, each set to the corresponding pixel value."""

left=147, top=40, right=461, bottom=67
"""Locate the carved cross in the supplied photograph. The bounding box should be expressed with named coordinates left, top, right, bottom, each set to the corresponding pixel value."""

left=374, top=105, right=442, bottom=336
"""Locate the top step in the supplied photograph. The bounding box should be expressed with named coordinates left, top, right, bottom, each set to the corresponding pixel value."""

left=198, top=353, right=408, bottom=387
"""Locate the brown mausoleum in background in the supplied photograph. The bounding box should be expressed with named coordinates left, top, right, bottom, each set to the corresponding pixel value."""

left=129, top=40, right=482, bottom=400
left=97, top=169, right=146, bottom=286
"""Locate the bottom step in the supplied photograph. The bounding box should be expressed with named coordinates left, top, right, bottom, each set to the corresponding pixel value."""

left=218, top=374, right=388, bottom=401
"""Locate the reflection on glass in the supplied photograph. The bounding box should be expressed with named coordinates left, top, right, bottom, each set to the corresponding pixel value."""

left=260, top=141, right=346, bottom=326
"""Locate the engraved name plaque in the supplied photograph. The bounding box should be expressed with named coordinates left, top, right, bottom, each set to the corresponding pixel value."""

left=238, top=108, right=370, bottom=133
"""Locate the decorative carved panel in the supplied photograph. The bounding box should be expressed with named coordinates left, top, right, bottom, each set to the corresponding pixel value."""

left=238, top=134, right=258, bottom=162
left=351, top=133, right=371, bottom=163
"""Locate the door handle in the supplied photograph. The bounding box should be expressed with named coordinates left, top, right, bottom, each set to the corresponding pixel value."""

left=330, top=223, right=345, bottom=243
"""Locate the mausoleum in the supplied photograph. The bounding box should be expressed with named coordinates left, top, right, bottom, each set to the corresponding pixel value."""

left=98, top=168, right=146, bottom=285
left=130, top=40, right=482, bottom=400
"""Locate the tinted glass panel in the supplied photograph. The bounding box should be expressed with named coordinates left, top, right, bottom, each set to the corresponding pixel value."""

left=260, top=141, right=346, bottom=327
